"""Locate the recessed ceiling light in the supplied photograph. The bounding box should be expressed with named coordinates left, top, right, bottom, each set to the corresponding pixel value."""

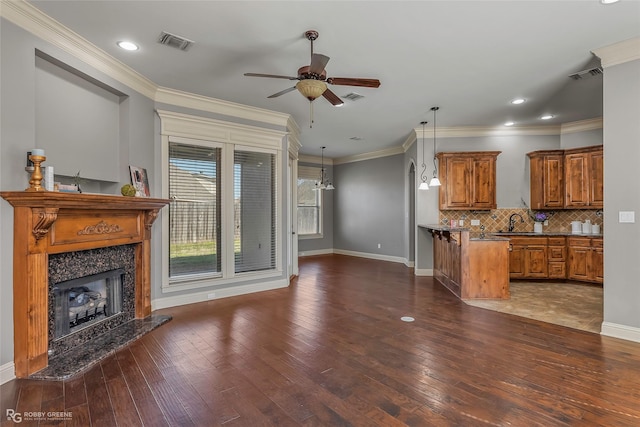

left=511, top=98, right=526, bottom=105
left=540, top=114, right=554, bottom=120
left=504, top=121, right=515, bottom=126
left=601, top=0, right=619, bottom=4
left=117, top=41, right=139, bottom=51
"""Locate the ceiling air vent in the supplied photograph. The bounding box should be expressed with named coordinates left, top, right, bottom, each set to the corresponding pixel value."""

left=157, top=31, right=194, bottom=51
left=344, top=92, right=365, bottom=101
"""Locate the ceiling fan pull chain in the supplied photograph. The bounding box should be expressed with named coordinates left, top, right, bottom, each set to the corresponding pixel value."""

left=310, top=101, right=314, bottom=128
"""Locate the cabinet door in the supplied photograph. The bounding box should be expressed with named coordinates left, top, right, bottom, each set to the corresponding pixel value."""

left=471, top=157, right=496, bottom=209
left=443, top=157, right=471, bottom=208
left=568, top=245, right=590, bottom=281
left=565, top=153, right=589, bottom=207
left=525, top=245, right=548, bottom=278
left=591, top=238, right=604, bottom=283
left=544, top=155, right=564, bottom=208
left=509, top=244, right=526, bottom=278
left=590, top=150, right=604, bottom=209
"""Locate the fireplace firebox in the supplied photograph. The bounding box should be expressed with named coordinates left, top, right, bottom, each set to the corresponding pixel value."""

left=53, top=268, right=124, bottom=338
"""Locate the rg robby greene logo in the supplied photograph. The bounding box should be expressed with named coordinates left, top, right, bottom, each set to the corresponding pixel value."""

left=6, top=409, right=73, bottom=423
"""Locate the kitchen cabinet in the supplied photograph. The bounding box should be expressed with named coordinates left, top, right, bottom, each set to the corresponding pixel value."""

left=527, top=150, right=564, bottom=209
left=437, top=151, right=500, bottom=210
left=425, top=226, right=510, bottom=299
left=568, top=236, right=603, bottom=283
left=547, top=236, right=566, bottom=279
left=564, top=146, right=603, bottom=209
left=508, top=237, right=548, bottom=279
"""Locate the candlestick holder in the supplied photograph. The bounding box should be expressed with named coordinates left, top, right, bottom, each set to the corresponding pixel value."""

left=26, top=155, right=46, bottom=192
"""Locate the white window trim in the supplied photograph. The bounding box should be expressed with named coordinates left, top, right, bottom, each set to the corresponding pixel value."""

left=297, top=166, right=323, bottom=238
left=158, top=110, right=285, bottom=292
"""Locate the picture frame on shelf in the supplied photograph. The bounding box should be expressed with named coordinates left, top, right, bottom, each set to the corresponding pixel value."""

left=129, top=166, right=150, bottom=197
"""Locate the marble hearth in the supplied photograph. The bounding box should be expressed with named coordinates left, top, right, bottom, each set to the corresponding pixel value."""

left=0, top=192, right=170, bottom=378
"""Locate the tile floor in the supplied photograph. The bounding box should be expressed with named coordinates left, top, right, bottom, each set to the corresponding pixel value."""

left=464, top=281, right=603, bottom=333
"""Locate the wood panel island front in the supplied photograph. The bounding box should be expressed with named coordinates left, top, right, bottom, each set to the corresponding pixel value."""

left=420, top=225, right=510, bottom=300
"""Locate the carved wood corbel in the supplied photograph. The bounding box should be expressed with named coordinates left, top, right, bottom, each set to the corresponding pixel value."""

left=32, top=208, right=59, bottom=240
left=144, top=209, right=160, bottom=230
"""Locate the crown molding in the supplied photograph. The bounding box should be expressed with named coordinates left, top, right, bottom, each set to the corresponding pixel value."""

left=402, top=132, right=417, bottom=152
left=593, top=37, right=640, bottom=68
left=1, top=0, right=158, bottom=99
left=413, top=124, right=561, bottom=138
left=333, top=146, right=405, bottom=165
left=157, top=110, right=286, bottom=150
left=561, top=117, right=603, bottom=134
left=299, top=154, right=333, bottom=166
left=155, top=87, right=291, bottom=129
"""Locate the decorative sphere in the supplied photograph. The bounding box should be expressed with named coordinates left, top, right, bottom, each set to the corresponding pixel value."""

left=121, top=184, right=136, bottom=197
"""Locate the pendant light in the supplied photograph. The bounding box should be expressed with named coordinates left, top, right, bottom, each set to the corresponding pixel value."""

left=419, top=121, right=429, bottom=190
left=315, top=146, right=334, bottom=190
left=429, top=106, right=441, bottom=187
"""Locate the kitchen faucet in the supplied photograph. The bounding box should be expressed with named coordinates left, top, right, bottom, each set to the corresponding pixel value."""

left=508, top=213, right=525, bottom=232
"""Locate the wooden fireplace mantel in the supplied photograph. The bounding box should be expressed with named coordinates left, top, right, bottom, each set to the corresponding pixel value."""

left=0, top=191, right=169, bottom=378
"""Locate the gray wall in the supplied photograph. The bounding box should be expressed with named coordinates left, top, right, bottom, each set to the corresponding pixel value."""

left=333, top=154, right=405, bottom=256
left=561, top=128, right=603, bottom=150
left=602, top=58, right=640, bottom=331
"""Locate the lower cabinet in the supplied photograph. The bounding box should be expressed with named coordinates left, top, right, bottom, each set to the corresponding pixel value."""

left=568, top=237, right=603, bottom=284
left=547, top=237, right=567, bottom=279
left=509, top=237, right=548, bottom=279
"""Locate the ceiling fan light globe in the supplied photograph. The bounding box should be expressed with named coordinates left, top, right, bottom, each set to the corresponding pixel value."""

left=296, top=80, right=327, bottom=101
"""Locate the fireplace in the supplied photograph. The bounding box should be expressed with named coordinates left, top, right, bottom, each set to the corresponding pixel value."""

left=0, top=191, right=169, bottom=378
left=54, top=268, right=124, bottom=339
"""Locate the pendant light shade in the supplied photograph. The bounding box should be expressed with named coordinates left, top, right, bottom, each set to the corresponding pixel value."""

left=429, top=106, right=441, bottom=187
left=419, top=120, right=429, bottom=191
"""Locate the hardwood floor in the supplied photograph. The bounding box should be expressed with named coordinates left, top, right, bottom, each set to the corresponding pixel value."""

left=2, top=254, right=640, bottom=426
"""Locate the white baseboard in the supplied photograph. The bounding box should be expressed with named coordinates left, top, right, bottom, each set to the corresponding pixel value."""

left=298, top=249, right=334, bottom=257
left=415, top=268, right=434, bottom=276
left=152, top=278, right=289, bottom=310
left=0, top=362, right=15, bottom=385
left=600, top=321, right=640, bottom=343
left=333, top=249, right=407, bottom=264
left=405, top=260, right=415, bottom=268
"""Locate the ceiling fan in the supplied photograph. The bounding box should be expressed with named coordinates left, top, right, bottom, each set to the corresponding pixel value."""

left=244, top=30, right=381, bottom=109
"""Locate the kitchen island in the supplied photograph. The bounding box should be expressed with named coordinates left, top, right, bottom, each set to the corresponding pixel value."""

left=420, top=225, right=510, bottom=300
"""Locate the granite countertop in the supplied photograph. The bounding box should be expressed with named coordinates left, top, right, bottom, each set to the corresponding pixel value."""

left=490, top=231, right=603, bottom=237
left=418, top=224, right=510, bottom=241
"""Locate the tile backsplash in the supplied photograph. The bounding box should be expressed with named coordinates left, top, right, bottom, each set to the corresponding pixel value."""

left=440, top=208, right=604, bottom=234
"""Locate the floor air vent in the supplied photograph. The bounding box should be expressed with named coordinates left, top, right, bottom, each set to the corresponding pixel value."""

left=158, top=31, right=194, bottom=51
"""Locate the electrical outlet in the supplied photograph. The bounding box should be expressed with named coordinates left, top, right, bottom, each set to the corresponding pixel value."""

left=471, top=219, right=480, bottom=226
left=377, top=243, right=381, bottom=249
left=458, top=220, right=464, bottom=226
left=207, top=292, right=216, bottom=300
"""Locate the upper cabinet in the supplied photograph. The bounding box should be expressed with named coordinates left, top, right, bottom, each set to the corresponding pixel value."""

left=564, top=146, right=603, bottom=209
left=527, top=145, right=602, bottom=210
left=528, top=150, right=565, bottom=210
left=437, top=151, right=501, bottom=210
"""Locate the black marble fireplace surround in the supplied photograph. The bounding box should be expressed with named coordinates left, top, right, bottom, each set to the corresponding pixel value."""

left=33, top=244, right=171, bottom=380
left=48, top=245, right=136, bottom=357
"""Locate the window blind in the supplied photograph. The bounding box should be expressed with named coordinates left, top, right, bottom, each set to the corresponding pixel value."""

left=168, top=142, right=221, bottom=277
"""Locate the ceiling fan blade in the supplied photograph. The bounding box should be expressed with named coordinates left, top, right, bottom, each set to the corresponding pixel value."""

left=244, top=72, right=299, bottom=80
left=327, top=77, right=381, bottom=88
left=267, top=86, right=297, bottom=98
left=322, top=88, right=344, bottom=106
left=309, top=54, right=330, bottom=75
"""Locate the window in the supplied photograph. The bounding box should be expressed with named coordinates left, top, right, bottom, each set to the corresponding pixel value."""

left=297, top=166, right=322, bottom=237
left=234, top=149, right=276, bottom=273
left=168, top=142, right=221, bottom=278
left=167, top=138, right=279, bottom=284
